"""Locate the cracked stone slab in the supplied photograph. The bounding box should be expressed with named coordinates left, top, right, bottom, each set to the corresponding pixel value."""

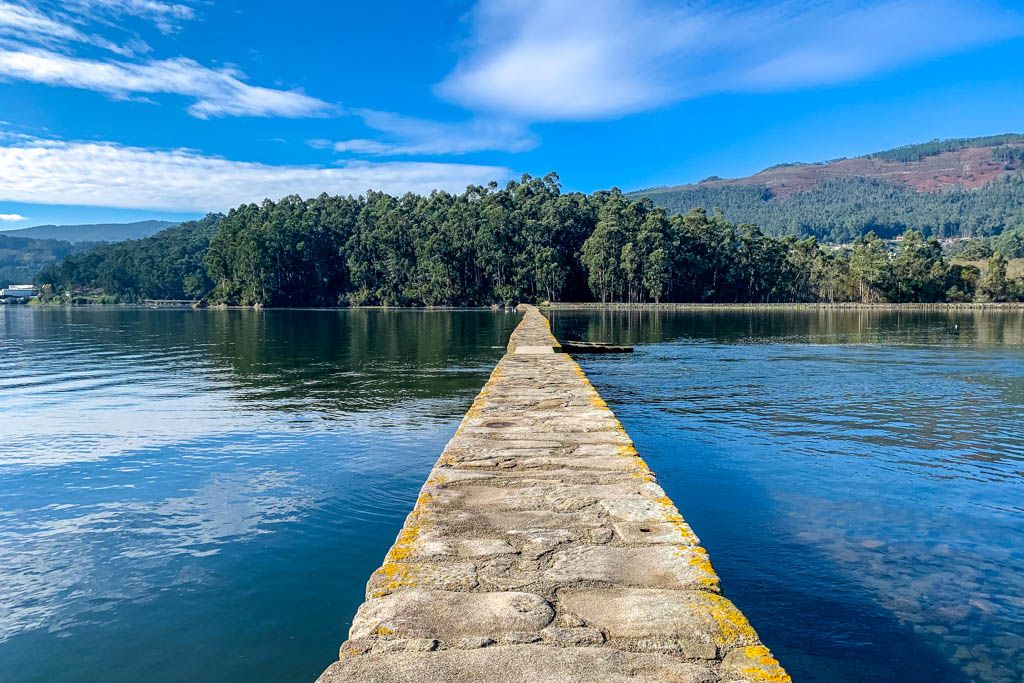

left=407, top=533, right=514, bottom=559
left=317, top=645, right=720, bottom=683
left=433, top=482, right=643, bottom=512
left=366, top=562, right=478, bottom=598
left=350, top=590, right=553, bottom=641
left=546, top=545, right=720, bottom=591
left=613, top=520, right=696, bottom=544
left=513, top=455, right=641, bottom=471
left=558, top=588, right=765, bottom=656
left=428, top=509, right=604, bottom=535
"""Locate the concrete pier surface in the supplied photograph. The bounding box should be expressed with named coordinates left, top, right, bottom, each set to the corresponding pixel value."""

left=317, top=305, right=789, bottom=683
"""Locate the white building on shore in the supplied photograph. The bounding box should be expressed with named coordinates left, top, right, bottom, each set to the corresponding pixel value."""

left=0, top=284, right=39, bottom=298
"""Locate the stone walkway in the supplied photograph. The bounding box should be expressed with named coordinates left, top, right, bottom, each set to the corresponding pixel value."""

left=317, top=305, right=790, bottom=682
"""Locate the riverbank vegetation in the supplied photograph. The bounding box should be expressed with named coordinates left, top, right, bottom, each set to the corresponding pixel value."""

left=36, top=174, right=1024, bottom=306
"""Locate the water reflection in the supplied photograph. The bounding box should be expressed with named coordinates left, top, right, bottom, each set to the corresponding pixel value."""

left=549, top=306, right=1024, bottom=347
left=552, top=308, right=1024, bottom=682
left=0, top=307, right=516, bottom=683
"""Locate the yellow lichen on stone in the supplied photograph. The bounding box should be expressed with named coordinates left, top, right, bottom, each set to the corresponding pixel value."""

left=457, top=367, right=501, bottom=431
left=649, top=493, right=701, bottom=546
left=684, top=545, right=721, bottom=590
left=369, top=561, right=417, bottom=597
left=628, top=469, right=655, bottom=484
left=373, top=625, right=395, bottom=637
left=667, top=518, right=700, bottom=545
left=382, top=492, right=431, bottom=565
left=737, top=645, right=792, bottom=683
left=338, top=642, right=360, bottom=660
left=617, top=444, right=656, bottom=482
left=386, top=526, right=419, bottom=562
left=700, top=593, right=759, bottom=648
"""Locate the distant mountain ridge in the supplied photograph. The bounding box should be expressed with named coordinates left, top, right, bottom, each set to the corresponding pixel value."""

left=0, top=220, right=178, bottom=243
left=632, top=133, right=1024, bottom=242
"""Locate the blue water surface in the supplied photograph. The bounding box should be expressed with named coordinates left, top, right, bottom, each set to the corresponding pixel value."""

left=0, top=307, right=517, bottom=683
left=551, top=308, right=1024, bottom=683
left=2, top=306, right=1022, bottom=682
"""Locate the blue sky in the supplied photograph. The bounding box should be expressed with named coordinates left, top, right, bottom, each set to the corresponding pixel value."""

left=0, top=0, right=1023, bottom=227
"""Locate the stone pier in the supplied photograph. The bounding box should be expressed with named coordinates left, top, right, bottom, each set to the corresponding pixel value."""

left=317, top=305, right=789, bottom=682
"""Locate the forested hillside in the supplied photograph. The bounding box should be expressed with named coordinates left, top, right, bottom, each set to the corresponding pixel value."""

left=0, top=235, right=96, bottom=287
left=634, top=135, right=1024, bottom=241
left=39, top=215, right=222, bottom=301
left=38, top=174, right=1024, bottom=305
left=869, top=133, right=1024, bottom=162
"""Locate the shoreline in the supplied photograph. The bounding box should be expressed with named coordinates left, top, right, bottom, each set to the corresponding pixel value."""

left=543, top=301, right=1024, bottom=311
left=8, top=301, right=1024, bottom=311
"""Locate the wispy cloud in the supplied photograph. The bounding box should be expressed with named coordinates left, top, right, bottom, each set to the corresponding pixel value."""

left=59, top=0, right=195, bottom=34
left=0, top=48, right=333, bottom=118
left=0, top=2, right=331, bottom=117
left=0, top=212, right=25, bottom=221
left=0, top=1, right=141, bottom=55
left=0, top=3, right=85, bottom=43
left=312, top=109, right=538, bottom=157
left=439, top=0, right=1024, bottom=121
left=0, top=135, right=512, bottom=211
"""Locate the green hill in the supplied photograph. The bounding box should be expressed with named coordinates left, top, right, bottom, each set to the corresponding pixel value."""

left=633, top=134, right=1024, bottom=242
left=0, top=220, right=178, bottom=243
left=39, top=215, right=223, bottom=301
left=0, top=235, right=98, bottom=287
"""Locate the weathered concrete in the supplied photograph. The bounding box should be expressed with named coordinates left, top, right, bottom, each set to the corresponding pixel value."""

left=317, top=305, right=789, bottom=683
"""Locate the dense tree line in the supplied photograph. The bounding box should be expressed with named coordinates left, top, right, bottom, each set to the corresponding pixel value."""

left=202, top=175, right=595, bottom=306
left=635, top=172, right=1024, bottom=242
left=38, top=174, right=1024, bottom=306
left=947, top=226, right=1024, bottom=260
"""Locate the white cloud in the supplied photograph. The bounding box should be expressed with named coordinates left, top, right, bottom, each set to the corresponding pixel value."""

left=0, top=3, right=84, bottom=42
left=0, top=212, right=25, bottom=221
left=0, top=3, right=329, bottom=117
left=0, top=136, right=512, bottom=211
left=318, top=109, right=538, bottom=157
left=61, top=0, right=195, bottom=34
left=0, top=1, right=141, bottom=55
left=0, top=48, right=333, bottom=118
left=729, top=1, right=1024, bottom=91
left=439, top=0, right=1024, bottom=121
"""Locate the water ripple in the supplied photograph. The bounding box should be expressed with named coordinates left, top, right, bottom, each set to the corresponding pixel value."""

left=556, top=309, right=1024, bottom=683
left=0, top=307, right=517, bottom=683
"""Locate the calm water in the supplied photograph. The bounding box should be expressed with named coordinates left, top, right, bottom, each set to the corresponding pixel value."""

left=0, top=307, right=517, bottom=683
left=550, top=308, right=1024, bottom=683
left=1, top=308, right=1021, bottom=682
